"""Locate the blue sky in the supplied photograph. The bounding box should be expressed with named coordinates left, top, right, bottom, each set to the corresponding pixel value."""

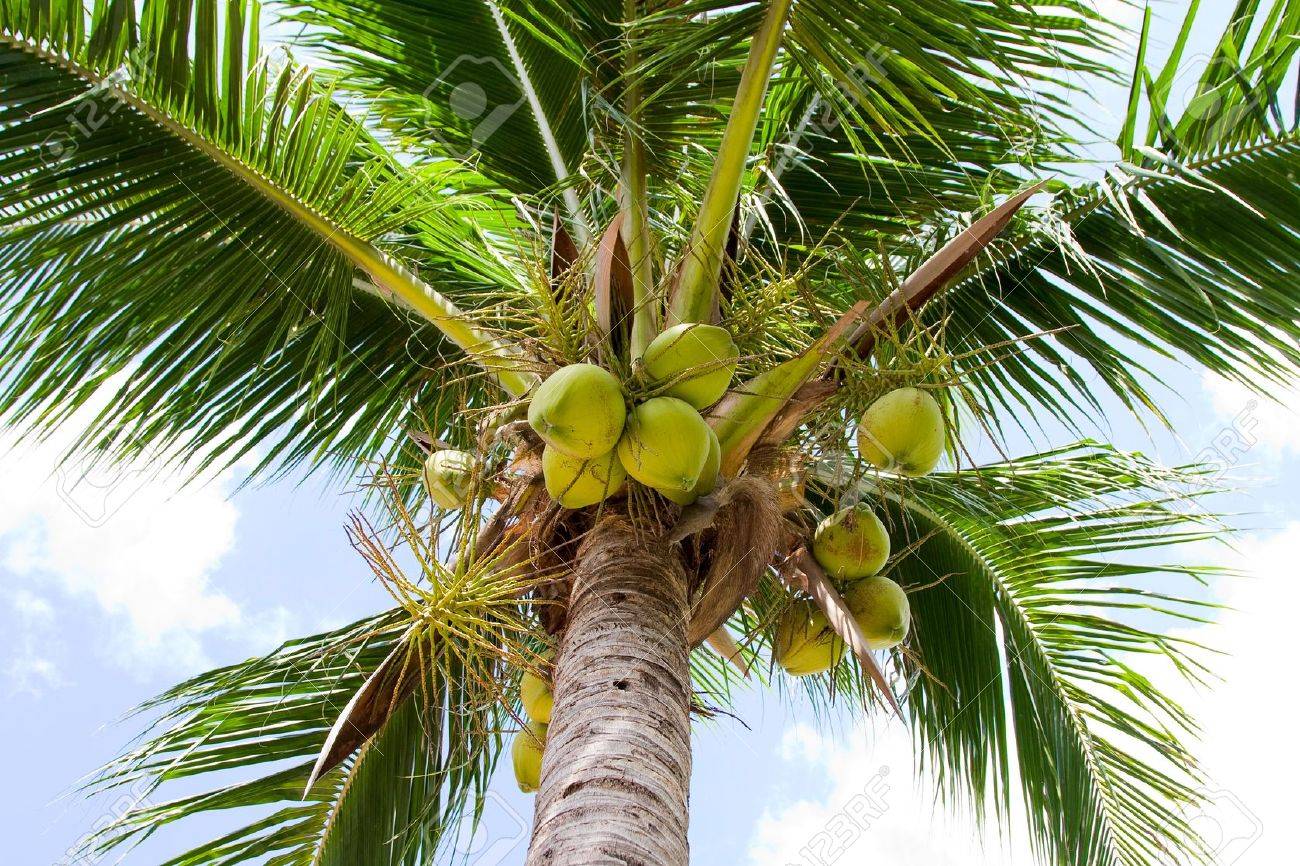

left=5, top=2, right=1297, bottom=864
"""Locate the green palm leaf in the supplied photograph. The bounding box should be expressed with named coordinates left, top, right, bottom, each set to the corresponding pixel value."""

left=809, top=443, right=1224, bottom=866
left=0, top=0, right=534, bottom=481
left=937, top=2, right=1300, bottom=427
left=74, top=611, right=417, bottom=864
left=277, top=0, right=607, bottom=240
left=76, top=498, right=544, bottom=866
left=750, top=0, right=1109, bottom=247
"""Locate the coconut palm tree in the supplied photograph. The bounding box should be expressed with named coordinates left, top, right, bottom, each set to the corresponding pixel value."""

left=3, top=0, right=1298, bottom=863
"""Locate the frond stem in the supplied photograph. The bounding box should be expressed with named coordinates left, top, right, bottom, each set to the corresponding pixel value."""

left=487, top=1, right=591, bottom=247
left=620, top=0, right=658, bottom=359
left=668, top=0, right=794, bottom=325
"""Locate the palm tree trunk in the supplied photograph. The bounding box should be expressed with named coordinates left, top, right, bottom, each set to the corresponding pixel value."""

left=525, top=514, right=692, bottom=866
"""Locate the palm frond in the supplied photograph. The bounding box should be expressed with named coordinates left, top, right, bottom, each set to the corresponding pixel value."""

left=935, top=0, right=1300, bottom=428
left=808, top=443, right=1225, bottom=866
left=74, top=611, right=411, bottom=863
left=276, top=0, right=604, bottom=235
left=77, top=495, right=544, bottom=866
left=0, top=0, right=535, bottom=482
left=744, top=0, right=1108, bottom=250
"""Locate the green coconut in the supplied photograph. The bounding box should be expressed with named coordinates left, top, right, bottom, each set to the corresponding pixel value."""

left=528, top=363, right=626, bottom=458
left=512, top=720, right=547, bottom=793
left=642, top=323, right=739, bottom=409
left=774, top=599, right=845, bottom=676
left=521, top=662, right=554, bottom=724
left=857, top=387, right=946, bottom=477
left=616, top=397, right=713, bottom=495
left=661, top=425, right=720, bottom=506
left=423, top=449, right=479, bottom=510
left=812, top=505, right=890, bottom=580
left=542, top=446, right=626, bottom=509
left=843, top=575, right=911, bottom=650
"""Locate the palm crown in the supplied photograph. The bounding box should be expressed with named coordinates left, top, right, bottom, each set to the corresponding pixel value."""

left=2, top=0, right=1298, bottom=864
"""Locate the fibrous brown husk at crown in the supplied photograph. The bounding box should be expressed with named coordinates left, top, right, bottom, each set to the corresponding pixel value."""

left=682, top=475, right=782, bottom=646
left=508, top=468, right=782, bottom=643
left=484, top=470, right=580, bottom=636
left=529, top=506, right=584, bottom=635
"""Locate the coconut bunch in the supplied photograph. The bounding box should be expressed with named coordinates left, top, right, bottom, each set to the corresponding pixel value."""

left=773, top=386, right=946, bottom=678
left=411, top=293, right=953, bottom=719
left=414, top=302, right=950, bottom=690
left=420, top=322, right=740, bottom=513
left=422, top=380, right=945, bottom=683
left=528, top=323, right=739, bottom=508
left=512, top=652, right=555, bottom=792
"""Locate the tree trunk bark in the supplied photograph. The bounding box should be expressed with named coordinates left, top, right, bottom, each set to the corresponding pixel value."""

left=525, top=514, right=692, bottom=866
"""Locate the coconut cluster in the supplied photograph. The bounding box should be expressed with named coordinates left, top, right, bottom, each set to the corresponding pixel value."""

left=775, top=386, right=945, bottom=677
left=416, top=325, right=739, bottom=513
left=776, top=504, right=909, bottom=677
left=418, top=355, right=942, bottom=690
left=529, top=324, right=739, bottom=509
left=512, top=651, right=555, bottom=792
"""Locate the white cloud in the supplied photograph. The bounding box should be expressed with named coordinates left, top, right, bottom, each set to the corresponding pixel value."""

left=0, top=382, right=276, bottom=676
left=1159, top=524, right=1300, bottom=864
left=7, top=651, right=62, bottom=697
left=1200, top=372, right=1300, bottom=458
left=5, top=589, right=63, bottom=697
left=11, top=588, right=54, bottom=623
left=750, top=720, right=1036, bottom=866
